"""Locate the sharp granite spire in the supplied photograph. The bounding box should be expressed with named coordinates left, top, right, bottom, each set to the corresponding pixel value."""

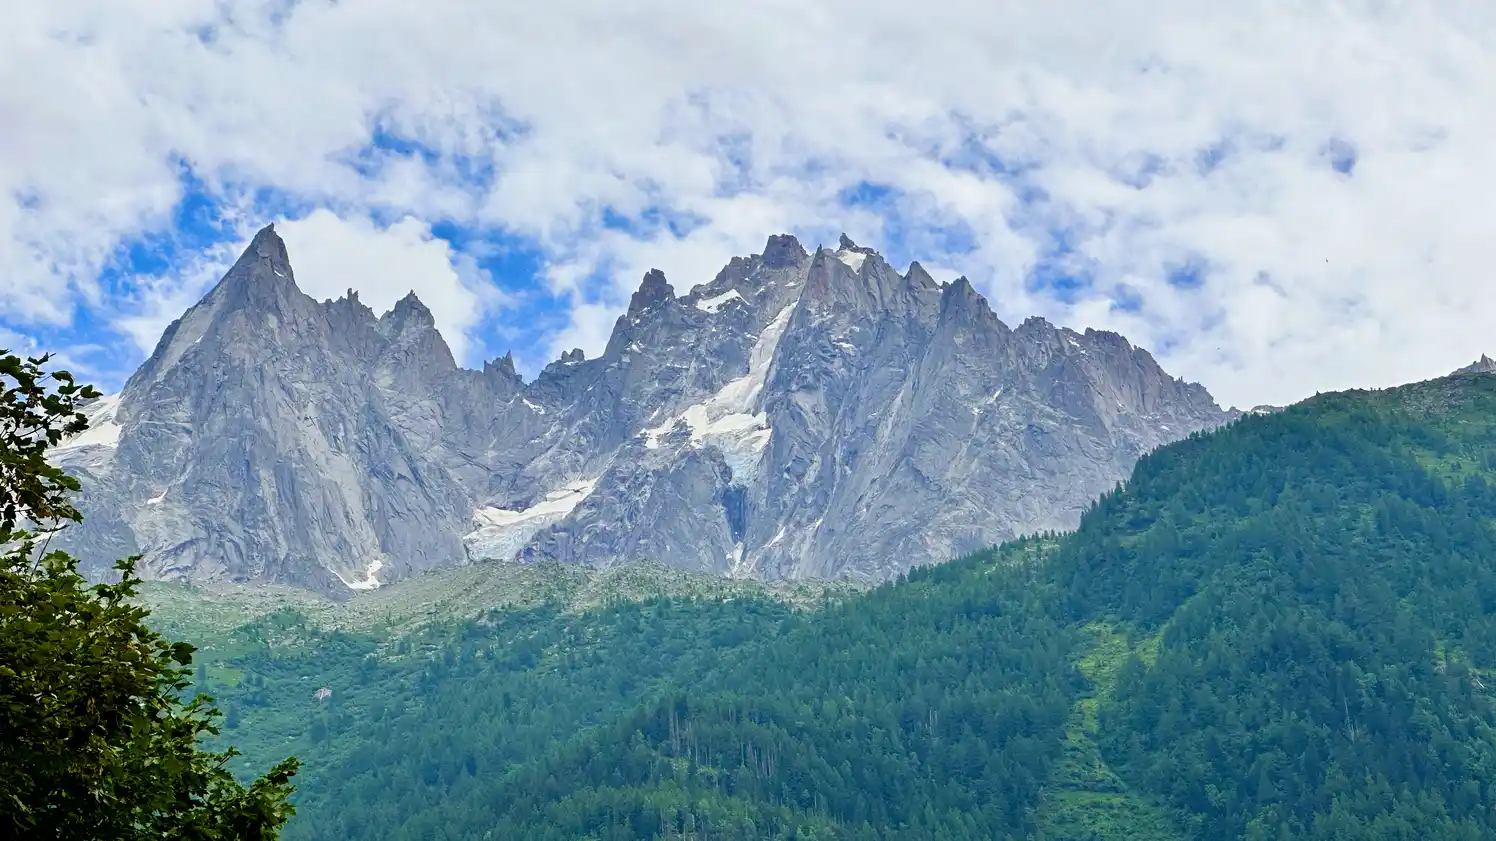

left=628, top=269, right=676, bottom=318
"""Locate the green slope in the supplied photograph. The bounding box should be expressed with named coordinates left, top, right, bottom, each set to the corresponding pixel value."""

left=146, top=371, right=1496, bottom=840
left=1060, top=374, right=1496, bottom=840
left=1033, top=622, right=1183, bottom=841
left=147, top=566, right=839, bottom=840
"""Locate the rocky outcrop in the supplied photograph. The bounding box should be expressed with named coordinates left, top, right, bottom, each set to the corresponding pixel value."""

left=1454, top=354, right=1496, bottom=375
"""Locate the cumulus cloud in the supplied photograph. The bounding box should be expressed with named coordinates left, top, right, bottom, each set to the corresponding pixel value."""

left=4, top=0, right=1496, bottom=406
left=278, top=211, right=496, bottom=363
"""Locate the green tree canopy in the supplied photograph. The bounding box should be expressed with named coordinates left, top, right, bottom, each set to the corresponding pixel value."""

left=0, top=351, right=298, bottom=840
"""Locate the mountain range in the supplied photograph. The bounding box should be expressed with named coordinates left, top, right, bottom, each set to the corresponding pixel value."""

left=54, top=224, right=1233, bottom=595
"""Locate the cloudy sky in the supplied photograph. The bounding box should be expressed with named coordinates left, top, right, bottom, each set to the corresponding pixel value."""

left=4, top=0, right=1494, bottom=409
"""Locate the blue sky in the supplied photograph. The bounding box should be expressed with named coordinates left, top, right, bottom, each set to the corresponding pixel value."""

left=5, top=1, right=1495, bottom=408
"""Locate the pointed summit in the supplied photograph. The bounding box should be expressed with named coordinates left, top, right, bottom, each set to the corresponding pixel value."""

left=905, top=261, right=939, bottom=292
left=250, top=223, right=289, bottom=264
left=762, top=234, right=808, bottom=268
left=213, top=222, right=297, bottom=299
left=940, top=275, right=984, bottom=307
left=122, top=221, right=310, bottom=394
left=1454, top=354, right=1496, bottom=375
left=825, top=233, right=878, bottom=274
left=837, top=233, right=874, bottom=254
left=386, top=290, right=436, bottom=330
left=628, top=269, right=676, bottom=317
left=485, top=351, right=519, bottom=381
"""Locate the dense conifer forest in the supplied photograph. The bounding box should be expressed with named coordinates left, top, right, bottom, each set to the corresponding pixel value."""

left=163, top=372, right=1496, bottom=840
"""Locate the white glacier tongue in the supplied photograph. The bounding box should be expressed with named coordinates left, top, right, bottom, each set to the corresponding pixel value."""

left=641, top=302, right=796, bottom=480
left=53, top=394, right=123, bottom=452
left=51, top=394, right=126, bottom=474
left=464, top=479, right=598, bottom=561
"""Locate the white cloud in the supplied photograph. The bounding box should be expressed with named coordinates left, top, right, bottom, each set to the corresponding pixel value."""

left=3, top=1, right=1496, bottom=406
left=277, top=210, right=493, bottom=363
left=110, top=238, right=245, bottom=360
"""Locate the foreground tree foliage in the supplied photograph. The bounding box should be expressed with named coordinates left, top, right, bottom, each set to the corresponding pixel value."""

left=0, top=351, right=298, bottom=840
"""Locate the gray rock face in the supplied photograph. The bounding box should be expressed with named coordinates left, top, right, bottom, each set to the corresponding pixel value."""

left=1454, top=354, right=1496, bottom=375
left=54, top=225, right=506, bottom=594
left=54, top=226, right=1234, bottom=594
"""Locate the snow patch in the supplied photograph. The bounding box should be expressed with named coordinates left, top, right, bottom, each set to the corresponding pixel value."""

left=333, top=558, right=385, bottom=591
left=274, top=268, right=287, bottom=278
left=835, top=250, right=868, bottom=272
left=640, top=303, right=796, bottom=482
left=54, top=394, right=123, bottom=452
left=464, top=479, right=597, bottom=561
left=522, top=398, right=546, bottom=415
left=727, top=541, right=749, bottom=578
left=695, top=289, right=744, bottom=314
left=146, top=491, right=167, bottom=505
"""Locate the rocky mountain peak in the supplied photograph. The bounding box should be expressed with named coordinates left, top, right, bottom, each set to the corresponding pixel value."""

left=904, top=261, right=940, bottom=292
left=941, top=274, right=978, bottom=299
left=250, top=222, right=290, bottom=265
left=937, top=275, right=1000, bottom=327
left=383, top=290, right=436, bottom=331
left=325, top=287, right=377, bottom=322
left=800, top=237, right=926, bottom=321
left=209, top=223, right=298, bottom=304
left=1014, top=315, right=1062, bottom=341
left=484, top=351, right=519, bottom=382
left=761, top=234, right=808, bottom=268
left=826, top=235, right=882, bottom=277
left=119, top=224, right=313, bottom=400
left=837, top=233, right=874, bottom=254
left=1454, top=354, right=1496, bottom=375
left=216, top=223, right=298, bottom=298
left=628, top=269, right=675, bottom=317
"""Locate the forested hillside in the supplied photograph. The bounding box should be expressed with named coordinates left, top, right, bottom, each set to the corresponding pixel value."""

left=158, top=372, right=1496, bottom=840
